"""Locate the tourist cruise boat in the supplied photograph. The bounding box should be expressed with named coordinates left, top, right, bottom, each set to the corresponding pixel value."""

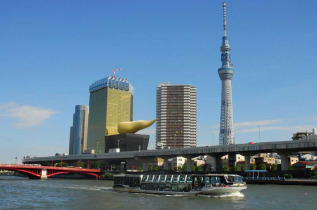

left=113, top=173, right=246, bottom=196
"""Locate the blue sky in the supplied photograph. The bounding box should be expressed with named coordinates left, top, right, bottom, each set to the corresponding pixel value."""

left=0, top=0, right=316, bottom=163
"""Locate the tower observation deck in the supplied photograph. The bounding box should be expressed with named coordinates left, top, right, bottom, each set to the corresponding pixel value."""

left=218, top=2, right=234, bottom=145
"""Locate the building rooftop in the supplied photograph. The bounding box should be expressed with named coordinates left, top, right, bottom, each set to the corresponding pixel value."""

left=89, top=76, right=134, bottom=94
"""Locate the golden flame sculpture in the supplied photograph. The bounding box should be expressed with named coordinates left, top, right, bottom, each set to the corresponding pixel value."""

left=118, top=119, right=156, bottom=134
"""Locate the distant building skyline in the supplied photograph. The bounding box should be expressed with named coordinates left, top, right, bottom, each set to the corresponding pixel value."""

left=69, top=105, right=89, bottom=155
left=1, top=1, right=316, bottom=163
left=156, top=83, right=196, bottom=149
left=87, top=76, right=133, bottom=153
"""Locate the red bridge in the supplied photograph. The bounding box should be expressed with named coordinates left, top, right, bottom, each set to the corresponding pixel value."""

left=0, top=164, right=101, bottom=179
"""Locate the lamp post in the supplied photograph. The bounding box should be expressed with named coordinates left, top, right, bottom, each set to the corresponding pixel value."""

left=258, top=125, right=261, bottom=143
left=212, top=127, right=216, bottom=146
left=212, top=128, right=214, bottom=146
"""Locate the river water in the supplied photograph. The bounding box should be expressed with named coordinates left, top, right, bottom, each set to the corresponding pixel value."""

left=0, top=176, right=316, bottom=209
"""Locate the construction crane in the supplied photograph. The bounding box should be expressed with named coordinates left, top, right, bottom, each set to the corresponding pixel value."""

left=112, top=68, right=124, bottom=78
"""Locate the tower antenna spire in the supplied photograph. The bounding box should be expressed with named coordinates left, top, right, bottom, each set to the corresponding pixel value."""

left=218, top=2, right=234, bottom=146
left=223, top=2, right=227, bottom=37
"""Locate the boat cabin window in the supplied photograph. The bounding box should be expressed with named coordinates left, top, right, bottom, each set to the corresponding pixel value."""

left=228, top=176, right=243, bottom=183
left=227, top=176, right=234, bottom=182
left=148, top=175, right=154, bottom=182
left=142, top=175, right=147, bottom=182
left=179, top=175, right=186, bottom=183
left=186, top=176, right=193, bottom=183
left=210, top=176, right=221, bottom=185
left=192, top=176, right=205, bottom=189
left=153, top=175, right=159, bottom=183
left=204, top=176, right=210, bottom=185
left=172, top=175, right=179, bottom=183
left=235, top=176, right=243, bottom=183
left=198, top=176, right=204, bottom=184
left=166, top=175, right=172, bottom=183
left=159, top=175, right=166, bottom=183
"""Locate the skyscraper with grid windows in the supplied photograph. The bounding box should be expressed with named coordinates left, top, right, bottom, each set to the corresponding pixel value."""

left=156, top=83, right=196, bottom=149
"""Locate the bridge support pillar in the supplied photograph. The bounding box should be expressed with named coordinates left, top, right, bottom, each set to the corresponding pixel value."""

left=280, top=154, right=289, bottom=171
left=142, top=162, right=148, bottom=171
left=244, top=155, right=251, bottom=170
left=186, top=157, right=194, bottom=172
left=206, top=155, right=218, bottom=171
left=41, top=169, right=47, bottom=179
left=210, top=155, right=223, bottom=171
left=163, top=158, right=169, bottom=170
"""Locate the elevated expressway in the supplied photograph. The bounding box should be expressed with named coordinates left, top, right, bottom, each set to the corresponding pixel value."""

left=25, top=139, right=317, bottom=171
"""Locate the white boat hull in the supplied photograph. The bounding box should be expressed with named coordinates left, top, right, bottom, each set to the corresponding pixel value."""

left=113, top=185, right=246, bottom=196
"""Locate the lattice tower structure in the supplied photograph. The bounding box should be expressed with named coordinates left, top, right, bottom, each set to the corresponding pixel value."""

left=218, top=2, right=235, bottom=145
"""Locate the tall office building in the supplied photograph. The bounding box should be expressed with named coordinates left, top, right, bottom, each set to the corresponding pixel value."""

left=69, top=126, right=74, bottom=155
left=87, top=76, right=134, bottom=153
left=218, top=2, right=235, bottom=145
left=156, top=83, right=196, bottom=149
left=69, top=105, right=89, bottom=155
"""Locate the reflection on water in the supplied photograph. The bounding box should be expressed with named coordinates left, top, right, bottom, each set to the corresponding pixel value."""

left=0, top=176, right=316, bottom=209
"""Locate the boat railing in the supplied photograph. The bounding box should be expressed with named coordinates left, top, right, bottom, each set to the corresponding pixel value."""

left=244, top=176, right=285, bottom=181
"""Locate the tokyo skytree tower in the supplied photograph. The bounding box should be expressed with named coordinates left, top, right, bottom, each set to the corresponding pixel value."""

left=218, top=2, right=234, bottom=145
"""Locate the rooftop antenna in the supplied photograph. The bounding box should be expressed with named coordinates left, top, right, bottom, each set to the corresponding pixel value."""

left=112, top=68, right=123, bottom=78
left=223, top=2, right=227, bottom=37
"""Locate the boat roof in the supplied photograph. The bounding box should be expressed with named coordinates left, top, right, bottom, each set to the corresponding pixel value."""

left=244, top=170, right=267, bottom=173
left=114, top=173, right=241, bottom=177
left=114, top=174, right=141, bottom=178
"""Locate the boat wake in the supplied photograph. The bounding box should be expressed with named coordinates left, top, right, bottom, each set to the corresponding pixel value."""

left=65, top=186, right=113, bottom=192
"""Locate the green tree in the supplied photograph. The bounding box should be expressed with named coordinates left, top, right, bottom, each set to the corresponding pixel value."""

left=177, top=166, right=183, bottom=172
left=271, top=164, right=278, bottom=171
left=288, top=165, right=293, bottom=170
left=196, top=165, right=203, bottom=172
left=182, top=164, right=187, bottom=172
left=310, top=170, right=317, bottom=178
left=191, top=165, right=196, bottom=172
left=241, top=164, right=245, bottom=171
left=259, top=163, right=267, bottom=170
left=148, top=165, right=153, bottom=171
left=56, top=162, right=68, bottom=167
left=233, top=166, right=239, bottom=171
left=284, top=173, right=293, bottom=178
left=138, top=166, right=142, bottom=172
left=91, top=161, right=101, bottom=169
left=111, top=164, right=117, bottom=171
left=153, top=166, right=158, bottom=171
left=70, top=161, right=85, bottom=167
left=101, top=173, right=113, bottom=179
left=250, top=164, right=257, bottom=170
left=223, top=165, right=230, bottom=172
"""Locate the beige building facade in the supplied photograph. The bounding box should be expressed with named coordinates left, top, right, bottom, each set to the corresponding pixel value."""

left=156, top=83, right=197, bottom=149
